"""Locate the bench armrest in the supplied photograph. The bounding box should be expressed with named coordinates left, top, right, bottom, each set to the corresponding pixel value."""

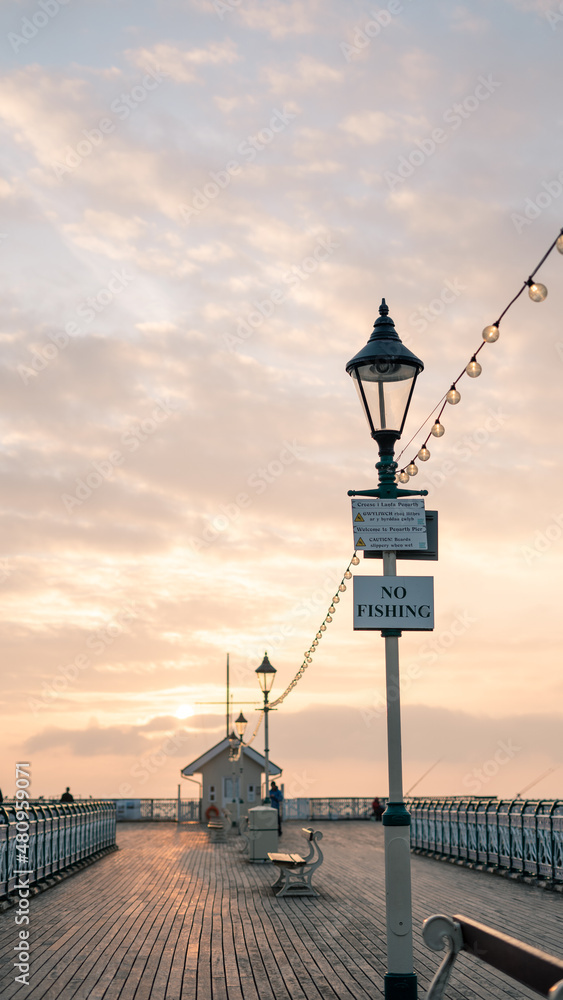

left=422, top=913, right=563, bottom=1000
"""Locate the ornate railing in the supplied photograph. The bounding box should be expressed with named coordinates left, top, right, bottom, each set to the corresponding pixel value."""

left=114, top=799, right=201, bottom=821
left=283, top=797, right=382, bottom=820
left=408, top=797, right=563, bottom=883
left=0, top=801, right=116, bottom=900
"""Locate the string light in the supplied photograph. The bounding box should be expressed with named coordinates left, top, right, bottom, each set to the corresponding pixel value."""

left=406, top=462, right=418, bottom=476
left=466, top=357, right=482, bottom=378
left=418, top=446, right=430, bottom=461
left=527, top=280, right=548, bottom=302
left=398, top=470, right=410, bottom=483
left=396, top=226, right=563, bottom=473
left=269, top=554, right=357, bottom=708
left=482, top=324, right=499, bottom=342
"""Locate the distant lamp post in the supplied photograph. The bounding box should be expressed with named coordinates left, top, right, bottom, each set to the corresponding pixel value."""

left=256, top=652, right=276, bottom=804
left=346, top=299, right=426, bottom=1000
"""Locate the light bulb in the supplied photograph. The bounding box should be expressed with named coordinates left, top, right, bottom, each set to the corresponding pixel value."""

left=417, top=446, right=430, bottom=462
left=306, top=655, right=312, bottom=663
left=320, top=624, right=326, bottom=631
left=407, top=462, right=418, bottom=477
left=528, top=282, right=547, bottom=302
left=312, top=640, right=318, bottom=647
left=557, top=234, right=563, bottom=254
left=351, top=556, right=360, bottom=566
left=398, top=470, right=410, bottom=483
left=316, top=632, right=322, bottom=639
left=482, top=324, right=499, bottom=343
left=329, top=605, right=335, bottom=614
left=333, top=595, right=340, bottom=604
left=326, top=615, right=332, bottom=623
left=344, top=570, right=352, bottom=579
left=339, top=583, right=346, bottom=592
left=446, top=386, right=460, bottom=405
left=466, top=358, right=482, bottom=378
left=431, top=421, right=445, bottom=437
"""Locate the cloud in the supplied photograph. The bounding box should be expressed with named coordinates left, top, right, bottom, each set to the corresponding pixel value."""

left=126, top=40, right=239, bottom=81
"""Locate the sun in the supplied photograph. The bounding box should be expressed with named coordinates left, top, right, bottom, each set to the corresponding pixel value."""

left=175, top=704, right=195, bottom=720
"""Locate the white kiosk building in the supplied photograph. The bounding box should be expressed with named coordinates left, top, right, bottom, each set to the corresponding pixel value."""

left=181, top=737, right=282, bottom=824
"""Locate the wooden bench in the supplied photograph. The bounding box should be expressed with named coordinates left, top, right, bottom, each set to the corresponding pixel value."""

left=423, top=913, right=563, bottom=999
left=268, top=827, right=323, bottom=897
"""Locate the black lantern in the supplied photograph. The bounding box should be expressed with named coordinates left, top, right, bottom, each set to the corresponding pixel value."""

left=235, top=712, right=247, bottom=739
left=346, top=299, right=424, bottom=453
left=255, top=652, right=276, bottom=693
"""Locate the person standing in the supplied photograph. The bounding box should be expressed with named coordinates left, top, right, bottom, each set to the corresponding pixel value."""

left=269, top=781, right=283, bottom=836
left=60, top=787, right=74, bottom=803
left=372, top=797, right=384, bottom=821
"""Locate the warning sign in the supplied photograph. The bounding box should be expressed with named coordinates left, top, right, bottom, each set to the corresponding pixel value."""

left=351, top=498, right=428, bottom=551
left=353, top=575, right=434, bottom=631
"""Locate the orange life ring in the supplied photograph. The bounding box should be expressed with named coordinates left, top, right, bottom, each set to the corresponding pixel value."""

left=205, top=805, right=219, bottom=821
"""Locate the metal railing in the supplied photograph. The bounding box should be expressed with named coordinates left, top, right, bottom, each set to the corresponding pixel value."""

left=282, top=797, right=383, bottom=820
left=114, top=799, right=201, bottom=821
left=408, top=797, right=563, bottom=883
left=0, top=801, right=117, bottom=899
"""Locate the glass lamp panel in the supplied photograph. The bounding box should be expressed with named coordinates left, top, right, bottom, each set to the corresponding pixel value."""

left=352, top=362, right=417, bottom=435
left=257, top=667, right=276, bottom=692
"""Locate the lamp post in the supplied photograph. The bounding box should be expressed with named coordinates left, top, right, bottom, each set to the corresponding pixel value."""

left=346, top=299, right=426, bottom=1000
left=255, top=652, right=276, bottom=804
left=235, top=712, right=247, bottom=825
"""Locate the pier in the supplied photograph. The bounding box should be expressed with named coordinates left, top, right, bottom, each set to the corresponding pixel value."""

left=1, top=820, right=561, bottom=999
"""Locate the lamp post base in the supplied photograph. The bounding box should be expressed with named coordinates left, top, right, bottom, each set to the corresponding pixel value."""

left=384, top=972, right=418, bottom=999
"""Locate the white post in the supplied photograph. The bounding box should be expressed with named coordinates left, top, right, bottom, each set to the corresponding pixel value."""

left=263, top=693, right=270, bottom=803
left=382, top=550, right=416, bottom=1000
left=238, top=749, right=243, bottom=827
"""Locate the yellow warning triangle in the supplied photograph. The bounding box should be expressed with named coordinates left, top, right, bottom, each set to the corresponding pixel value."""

left=354, top=513, right=364, bottom=522
left=356, top=537, right=366, bottom=547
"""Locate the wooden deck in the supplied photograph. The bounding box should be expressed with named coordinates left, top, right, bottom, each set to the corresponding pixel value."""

left=0, top=821, right=561, bottom=999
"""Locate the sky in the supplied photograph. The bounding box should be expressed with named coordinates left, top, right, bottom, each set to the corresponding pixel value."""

left=1, top=0, right=562, bottom=802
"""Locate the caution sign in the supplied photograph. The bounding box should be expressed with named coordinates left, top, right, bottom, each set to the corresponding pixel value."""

left=353, top=576, right=434, bottom=631
left=351, top=498, right=428, bottom=551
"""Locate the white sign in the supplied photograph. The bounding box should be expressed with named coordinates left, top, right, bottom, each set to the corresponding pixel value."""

left=351, top=498, right=428, bottom=551
left=353, top=576, right=434, bottom=631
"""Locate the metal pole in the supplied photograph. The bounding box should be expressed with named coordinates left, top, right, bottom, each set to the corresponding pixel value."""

left=226, top=653, right=230, bottom=738
left=382, top=550, right=417, bottom=1000
left=263, top=692, right=270, bottom=803
left=238, top=747, right=243, bottom=827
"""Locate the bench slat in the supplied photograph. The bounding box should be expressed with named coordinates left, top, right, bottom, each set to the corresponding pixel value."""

left=454, top=915, right=563, bottom=997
